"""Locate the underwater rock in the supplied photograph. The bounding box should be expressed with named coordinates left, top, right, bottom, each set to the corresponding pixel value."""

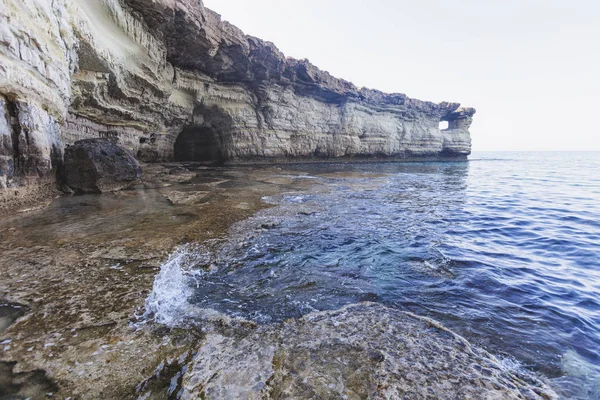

left=180, top=303, right=557, bottom=399
left=163, top=190, right=210, bottom=205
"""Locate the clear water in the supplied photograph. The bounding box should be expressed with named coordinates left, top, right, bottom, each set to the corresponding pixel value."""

left=151, top=152, right=600, bottom=398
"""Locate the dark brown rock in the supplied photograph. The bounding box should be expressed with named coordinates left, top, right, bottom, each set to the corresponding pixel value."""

left=58, top=138, right=142, bottom=194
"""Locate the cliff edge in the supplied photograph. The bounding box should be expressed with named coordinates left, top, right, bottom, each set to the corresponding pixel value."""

left=0, top=0, right=475, bottom=206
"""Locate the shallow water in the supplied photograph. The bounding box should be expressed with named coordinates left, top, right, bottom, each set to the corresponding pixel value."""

left=148, top=152, right=600, bottom=399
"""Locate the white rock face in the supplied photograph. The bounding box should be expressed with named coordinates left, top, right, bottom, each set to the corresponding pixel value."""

left=0, top=0, right=75, bottom=190
left=0, top=0, right=475, bottom=193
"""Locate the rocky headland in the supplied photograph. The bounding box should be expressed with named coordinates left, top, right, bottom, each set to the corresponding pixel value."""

left=1, top=0, right=475, bottom=213
left=1, top=2, right=559, bottom=399
left=0, top=164, right=558, bottom=399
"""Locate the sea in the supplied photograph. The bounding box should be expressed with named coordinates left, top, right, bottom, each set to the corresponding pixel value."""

left=147, top=152, right=600, bottom=399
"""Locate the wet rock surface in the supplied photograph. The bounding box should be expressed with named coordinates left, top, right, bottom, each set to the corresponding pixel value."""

left=163, top=190, right=211, bottom=206
left=0, top=360, right=58, bottom=400
left=179, top=303, right=556, bottom=399
left=0, top=164, right=558, bottom=399
left=58, top=138, right=142, bottom=194
left=0, top=164, right=305, bottom=398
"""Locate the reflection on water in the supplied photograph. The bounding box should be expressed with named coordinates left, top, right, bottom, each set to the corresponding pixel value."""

left=188, top=162, right=471, bottom=324
left=149, top=153, right=600, bottom=399
left=2, top=154, right=599, bottom=398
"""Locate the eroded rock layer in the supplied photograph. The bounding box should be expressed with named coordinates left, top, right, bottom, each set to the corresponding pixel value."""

left=0, top=0, right=475, bottom=204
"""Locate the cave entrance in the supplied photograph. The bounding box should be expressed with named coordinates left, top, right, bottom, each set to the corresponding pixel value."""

left=439, top=120, right=449, bottom=130
left=174, top=126, right=224, bottom=164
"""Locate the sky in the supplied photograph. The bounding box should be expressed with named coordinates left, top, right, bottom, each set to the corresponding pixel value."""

left=203, top=0, right=600, bottom=151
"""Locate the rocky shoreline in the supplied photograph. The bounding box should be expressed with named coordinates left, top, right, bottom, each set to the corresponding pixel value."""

left=0, top=163, right=558, bottom=399
left=0, top=163, right=276, bottom=398
left=1, top=0, right=475, bottom=214
left=0, top=1, right=560, bottom=398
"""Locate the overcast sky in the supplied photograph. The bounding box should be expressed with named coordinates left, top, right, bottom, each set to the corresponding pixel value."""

left=203, top=0, right=599, bottom=151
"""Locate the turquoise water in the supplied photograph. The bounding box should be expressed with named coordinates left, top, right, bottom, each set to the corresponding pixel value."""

left=157, top=152, right=600, bottom=398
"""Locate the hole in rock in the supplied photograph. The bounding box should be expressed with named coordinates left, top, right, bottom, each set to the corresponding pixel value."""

left=439, top=120, right=449, bottom=130
left=174, top=126, right=224, bottom=164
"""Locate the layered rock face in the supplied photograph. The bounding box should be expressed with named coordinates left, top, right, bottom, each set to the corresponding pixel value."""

left=0, top=0, right=475, bottom=198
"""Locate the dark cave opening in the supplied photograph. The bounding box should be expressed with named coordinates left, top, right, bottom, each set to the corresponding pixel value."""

left=174, top=126, right=224, bottom=164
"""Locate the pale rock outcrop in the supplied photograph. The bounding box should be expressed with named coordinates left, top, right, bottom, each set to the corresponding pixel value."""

left=0, top=0, right=475, bottom=207
left=0, top=96, right=62, bottom=187
left=0, top=0, right=75, bottom=207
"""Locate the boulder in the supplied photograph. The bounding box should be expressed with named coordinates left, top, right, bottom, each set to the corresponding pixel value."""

left=58, top=138, right=142, bottom=194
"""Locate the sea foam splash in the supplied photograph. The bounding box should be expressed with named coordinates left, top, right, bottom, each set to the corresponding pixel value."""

left=143, top=245, right=211, bottom=326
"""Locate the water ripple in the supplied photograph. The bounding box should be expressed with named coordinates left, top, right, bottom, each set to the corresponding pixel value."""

left=148, top=152, right=600, bottom=399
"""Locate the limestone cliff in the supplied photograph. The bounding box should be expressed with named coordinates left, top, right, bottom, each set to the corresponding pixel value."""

left=0, top=0, right=475, bottom=201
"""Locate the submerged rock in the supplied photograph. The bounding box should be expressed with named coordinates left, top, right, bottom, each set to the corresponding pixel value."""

left=163, top=190, right=210, bottom=205
left=58, top=138, right=142, bottom=194
left=179, top=303, right=557, bottom=399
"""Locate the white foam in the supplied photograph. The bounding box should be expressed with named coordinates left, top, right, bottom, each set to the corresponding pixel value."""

left=143, top=245, right=211, bottom=326
left=496, top=354, right=526, bottom=376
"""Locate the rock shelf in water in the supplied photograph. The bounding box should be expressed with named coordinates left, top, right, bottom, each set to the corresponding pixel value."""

left=0, top=164, right=559, bottom=398
left=171, top=303, right=556, bottom=399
